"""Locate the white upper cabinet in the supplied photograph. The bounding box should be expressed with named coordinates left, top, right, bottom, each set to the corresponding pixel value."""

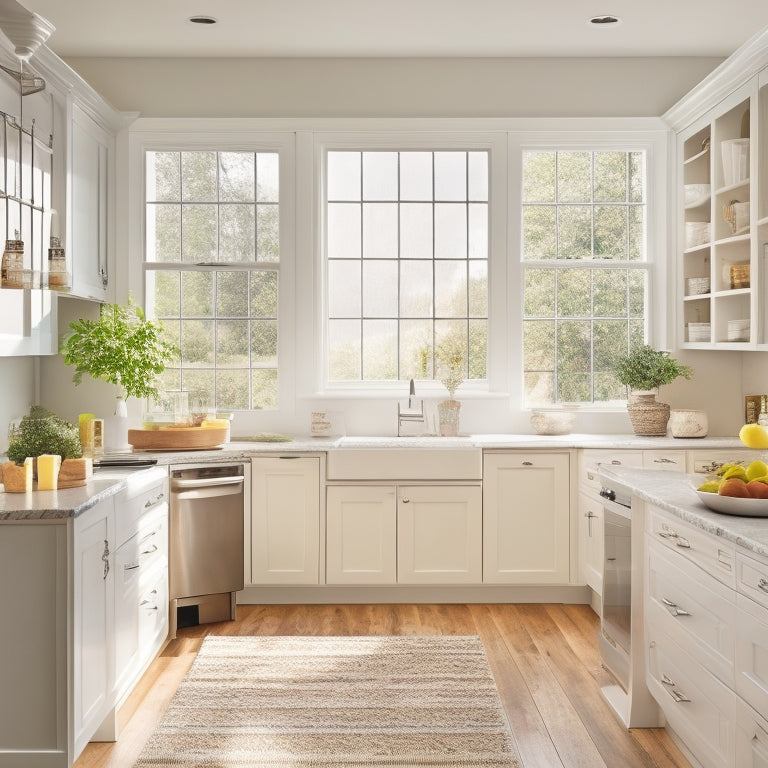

left=667, top=29, right=768, bottom=350
left=68, top=102, right=113, bottom=302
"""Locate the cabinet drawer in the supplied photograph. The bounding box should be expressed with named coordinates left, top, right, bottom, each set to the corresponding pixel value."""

left=735, top=699, right=768, bottom=768
left=136, top=504, right=168, bottom=579
left=735, top=593, right=768, bottom=718
left=647, top=626, right=737, bottom=768
left=139, top=572, right=168, bottom=651
left=580, top=450, right=643, bottom=492
left=643, top=451, right=686, bottom=471
left=648, top=506, right=736, bottom=588
left=687, top=451, right=755, bottom=475
left=115, top=468, right=168, bottom=547
left=647, top=537, right=735, bottom=685
left=737, top=551, right=768, bottom=611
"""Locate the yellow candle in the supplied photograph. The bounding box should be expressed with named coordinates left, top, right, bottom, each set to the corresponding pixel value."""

left=37, top=454, right=62, bottom=491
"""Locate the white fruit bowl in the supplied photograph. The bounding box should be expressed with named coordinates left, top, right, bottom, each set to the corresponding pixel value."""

left=695, top=489, right=768, bottom=517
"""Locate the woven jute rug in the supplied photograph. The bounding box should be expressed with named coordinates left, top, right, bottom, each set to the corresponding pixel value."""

left=133, top=634, right=521, bottom=767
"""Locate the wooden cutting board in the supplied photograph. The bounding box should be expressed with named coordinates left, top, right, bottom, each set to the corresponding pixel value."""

left=128, top=426, right=228, bottom=451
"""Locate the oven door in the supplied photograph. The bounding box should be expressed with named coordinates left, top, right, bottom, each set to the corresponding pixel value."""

left=600, top=499, right=631, bottom=691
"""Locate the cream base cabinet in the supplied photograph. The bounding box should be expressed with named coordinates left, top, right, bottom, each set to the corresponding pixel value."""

left=483, top=452, right=570, bottom=584
left=326, top=486, right=397, bottom=584
left=251, top=457, right=321, bottom=584
left=397, top=485, right=482, bottom=584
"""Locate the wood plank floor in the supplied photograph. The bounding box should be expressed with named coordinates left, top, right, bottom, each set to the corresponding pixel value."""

left=74, top=603, right=692, bottom=768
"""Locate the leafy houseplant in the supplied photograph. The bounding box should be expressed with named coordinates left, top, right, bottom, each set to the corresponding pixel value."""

left=61, top=302, right=177, bottom=451
left=615, top=345, right=693, bottom=392
left=7, top=405, right=82, bottom=464
left=61, top=301, right=177, bottom=401
left=614, top=345, right=693, bottom=436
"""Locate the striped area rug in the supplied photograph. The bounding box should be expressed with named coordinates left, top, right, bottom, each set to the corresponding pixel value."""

left=133, top=634, right=521, bottom=767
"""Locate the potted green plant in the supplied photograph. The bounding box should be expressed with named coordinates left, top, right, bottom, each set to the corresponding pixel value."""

left=7, top=405, right=82, bottom=464
left=61, top=301, right=177, bottom=450
left=614, top=345, right=693, bottom=436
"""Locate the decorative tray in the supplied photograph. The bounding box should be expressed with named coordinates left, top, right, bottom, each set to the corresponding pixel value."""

left=127, top=426, right=228, bottom=451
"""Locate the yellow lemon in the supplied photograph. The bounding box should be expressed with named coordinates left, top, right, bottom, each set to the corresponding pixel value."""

left=723, top=465, right=748, bottom=481
left=739, top=423, right=768, bottom=449
left=696, top=480, right=721, bottom=493
left=715, top=462, right=739, bottom=476
left=746, top=460, right=768, bottom=481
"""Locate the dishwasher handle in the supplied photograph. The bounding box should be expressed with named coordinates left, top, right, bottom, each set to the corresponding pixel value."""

left=171, top=475, right=244, bottom=490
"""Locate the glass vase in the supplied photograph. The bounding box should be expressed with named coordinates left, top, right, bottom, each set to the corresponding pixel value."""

left=438, top=399, right=461, bottom=437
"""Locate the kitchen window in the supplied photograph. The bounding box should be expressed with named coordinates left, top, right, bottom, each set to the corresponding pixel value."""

left=323, top=147, right=491, bottom=387
left=521, top=149, right=650, bottom=406
left=143, top=148, right=285, bottom=411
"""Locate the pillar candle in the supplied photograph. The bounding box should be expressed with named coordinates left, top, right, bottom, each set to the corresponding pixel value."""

left=37, top=454, right=62, bottom=491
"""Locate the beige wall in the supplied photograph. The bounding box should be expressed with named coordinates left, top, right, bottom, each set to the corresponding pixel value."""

left=63, top=56, right=723, bottom=118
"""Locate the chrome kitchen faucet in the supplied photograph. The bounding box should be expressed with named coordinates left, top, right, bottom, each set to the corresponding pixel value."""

left=397, top=379, right=427, bottom=436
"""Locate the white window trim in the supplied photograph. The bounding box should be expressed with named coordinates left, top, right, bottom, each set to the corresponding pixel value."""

left=307, top=130, right=508, bottom=399
left=507, top=129, right=670, bottom=411
left=124, top=126, right=297, bottom=419
left=121, top=117, right=669, bottom=427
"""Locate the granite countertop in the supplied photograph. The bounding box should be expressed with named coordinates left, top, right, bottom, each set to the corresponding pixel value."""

left=599, top=465, right=768, bottom=559
left=0, top=468, right=150, bottom=522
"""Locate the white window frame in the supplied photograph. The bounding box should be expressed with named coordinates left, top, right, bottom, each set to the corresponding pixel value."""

left=508, top=128, right=670, bottom=411
left=125, top=125, right=296, bottom=421
left=308, top=130, right=509, bottom=399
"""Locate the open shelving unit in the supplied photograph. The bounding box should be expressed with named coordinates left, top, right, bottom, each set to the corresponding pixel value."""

left=679, top=80, right=757, bottom=348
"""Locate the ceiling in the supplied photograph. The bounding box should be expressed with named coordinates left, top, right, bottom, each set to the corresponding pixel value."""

left=14, top=0, right=768, bottom=59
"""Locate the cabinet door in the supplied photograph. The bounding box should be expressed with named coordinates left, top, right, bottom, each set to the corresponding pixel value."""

left=397, top=485, right=482, bottom=584
left=69, top=104, right=111, bottom=301
left=73, top=497, right=114, bottom=755
left=251, top=457, right=320, bottom=584
left=483, top=453, right=570, bottom=584
left=326, top=486, right=396, bottom=584
left=736, top=592, right=768, bottom=718
left=736, top=708, right=768, bottom=768
left=578, top=492, right=603, bottom=592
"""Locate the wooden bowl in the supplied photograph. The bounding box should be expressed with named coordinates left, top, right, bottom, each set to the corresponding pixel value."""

left=127, top=426, right=228, bottom=451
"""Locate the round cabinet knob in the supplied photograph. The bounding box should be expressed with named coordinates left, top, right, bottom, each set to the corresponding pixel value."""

left=401, top=497, right=410, bottom=504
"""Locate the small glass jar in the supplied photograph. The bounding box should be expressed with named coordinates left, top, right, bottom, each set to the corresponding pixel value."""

left=1, top=238, right=25, bottom=289
left=47, top=235, right=69, bottom=290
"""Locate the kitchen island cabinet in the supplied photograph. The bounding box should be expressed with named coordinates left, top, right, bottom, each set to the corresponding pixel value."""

left=0, top=467, right=168, bottom=768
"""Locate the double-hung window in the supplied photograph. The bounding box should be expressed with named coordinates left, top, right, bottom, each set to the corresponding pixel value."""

left=144, top=146, right=289, bottom=411
left=323, top=140, right=500, bottom=389
left=521, top=148, right=650, bottom=406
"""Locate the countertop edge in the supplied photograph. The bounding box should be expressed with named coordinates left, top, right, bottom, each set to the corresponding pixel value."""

left=599, top=466, right=768, bottom=560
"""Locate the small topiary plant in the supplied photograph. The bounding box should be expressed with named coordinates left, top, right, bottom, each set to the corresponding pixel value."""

left=7, top=405, right=82, bottom=463
left=615, top=345, right=693, bottom=392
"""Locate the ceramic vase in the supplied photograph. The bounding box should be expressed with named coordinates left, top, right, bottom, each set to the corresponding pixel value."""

left=104, top=396, right=131, bottom=453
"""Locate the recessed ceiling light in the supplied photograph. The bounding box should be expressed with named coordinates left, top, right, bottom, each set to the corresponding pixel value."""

left=588, top=14, right=621, bottom=26
left=188, top=15, right=217, bottom=25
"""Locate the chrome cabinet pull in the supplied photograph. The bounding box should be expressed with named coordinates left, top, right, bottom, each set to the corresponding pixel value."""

left=145, top=492, right=165, bottom=508
left=669, top=689, right=691, bottom=703
left=661, top=597, right=690, bottom=617
left=585, top=510, right=598, bottom=536
left=675, top=537, right=691, bottom=549
left=124, top=562, right=140, bottom=572
left=661, top=673, right=675, bottom=686
left=610, top=460, right=622, bottom=465
left=102, top=539, right=110, bottom=580
left=759, top=578, right=768, bottom=593
left=522, top=461, right=533, bottom=466
left=658, top=530, right=678, bottom=540
left=141, top=544, right=159, bottom=556
left=654, top=457, right=676, bottom=464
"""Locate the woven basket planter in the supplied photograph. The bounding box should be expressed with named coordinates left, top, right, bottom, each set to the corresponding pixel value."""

left=627, top=392, right=670, bottom=436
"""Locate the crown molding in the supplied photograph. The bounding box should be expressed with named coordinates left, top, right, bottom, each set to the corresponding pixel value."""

left=663, top=26, right=768, bottom=132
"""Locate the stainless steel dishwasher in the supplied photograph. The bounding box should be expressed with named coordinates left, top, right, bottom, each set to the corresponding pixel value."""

left=169, top=463, right=247, bottom=636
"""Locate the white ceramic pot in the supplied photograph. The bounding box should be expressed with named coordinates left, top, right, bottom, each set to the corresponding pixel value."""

left=669, top=409, right=708, bottom=439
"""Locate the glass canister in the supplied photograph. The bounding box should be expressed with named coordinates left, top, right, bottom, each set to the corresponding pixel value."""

left=47, top=235, right=69, bottom=290
left=1, top=238, right=25, bottom=288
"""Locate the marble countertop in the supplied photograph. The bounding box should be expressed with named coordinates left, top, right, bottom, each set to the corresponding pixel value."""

left=599, top=465, right=768, bottom=559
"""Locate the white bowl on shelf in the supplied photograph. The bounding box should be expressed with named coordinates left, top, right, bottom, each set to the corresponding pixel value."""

left=684, top=183, right=710, bottom=207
